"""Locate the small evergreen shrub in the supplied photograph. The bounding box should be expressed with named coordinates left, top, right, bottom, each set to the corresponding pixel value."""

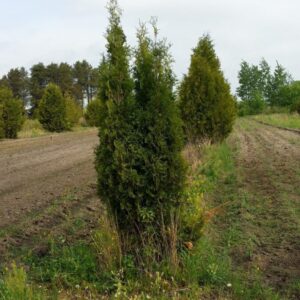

left=0, top=86, right=24, bottom=139
left=2, top=98, right=24, bottom=138
left=85, top=98, right=102, bottom=127
left=65, top=94, right=83, bottom=128
left=38, top=83, right=67, bottom=132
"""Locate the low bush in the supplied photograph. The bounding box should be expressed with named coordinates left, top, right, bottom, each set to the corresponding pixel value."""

left=18, top=119, right=47, bottom=138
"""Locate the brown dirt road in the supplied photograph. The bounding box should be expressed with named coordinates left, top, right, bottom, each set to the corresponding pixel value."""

left=233, top=118, right=300, bottom=292
left=0, top=129, right=99, bottom=229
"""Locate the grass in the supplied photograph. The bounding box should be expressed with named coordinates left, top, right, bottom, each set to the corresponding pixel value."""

left=253, top=113, right=300, bottom=129
left=18, top=119, right=48, bottom=138
left=18, top=119, right=94, bottom=139
left=0, top=263, right=46, bottom=300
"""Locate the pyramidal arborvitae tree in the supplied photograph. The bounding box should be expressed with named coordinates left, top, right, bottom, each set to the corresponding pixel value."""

left=131, top=22, right=186, bottom=262
left=95, top=0, right=136, bottom=251
left=96, top=1, right=186, bottom=264
left=179, top=35, right=236, bottom=142
left=38, top=83, right=67, bottom=132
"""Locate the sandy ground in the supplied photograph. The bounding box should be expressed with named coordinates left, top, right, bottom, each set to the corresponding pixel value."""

left=234, top=118, right=300, bottom=290
left=0, top=129, right=99, bottom=228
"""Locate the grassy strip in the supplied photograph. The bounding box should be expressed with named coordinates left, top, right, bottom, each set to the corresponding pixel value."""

left=18, top=119, right=93, bottom=139
left=253, top=113, right=300, bottom=130
left=184, top=141, right=282, bottom=299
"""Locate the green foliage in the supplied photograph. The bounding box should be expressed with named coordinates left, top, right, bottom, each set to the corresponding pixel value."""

left=237, top=59, right=270, bottom=103
left=0, top=104, right=4, bottom=139
left=0, top=263, right=44, bottom=300
left=73, top=60, right=99, bottom=105
left=0, top=86, right=24, bottom=139
left=0, top=86, right=14, bottom=103
left=278, top=80, right=300, bottom=108
left=38, top=83, right=67, bottom=132
left=28, top=243, right=100, bottom=288
left=237, top=59, right=292, bottom=113
left=179, top=35, right=236, bottom=142
left=267, top=63, right=292, bottom=106
left=238, top=91, right=266, bottom=116
left=96, top=1, right=186, bottom=263
left=290, top=99, right=300, bottom=114
left=2, top=99, right=24, bottom=138
left=18, top=119, right=47, bottom=139
left=29, top=63, right=48, bottom=114
left=65, top=94, right=82, bottom=128
left=131, top=22, right=186, bottom=258
left=85, top=98, right=102, bottom=126
left=27, top=61, right=98, bottom=115
left=0, top=67, right=29, bottom=106
left=180, top=174, right=204, bottom=242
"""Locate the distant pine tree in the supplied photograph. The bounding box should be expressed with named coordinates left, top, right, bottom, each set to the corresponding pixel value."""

left=179, top=35, right=236, bottom=142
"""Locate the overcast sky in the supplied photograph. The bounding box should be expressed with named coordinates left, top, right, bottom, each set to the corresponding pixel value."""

left=1, top=0, right=299, bottom=92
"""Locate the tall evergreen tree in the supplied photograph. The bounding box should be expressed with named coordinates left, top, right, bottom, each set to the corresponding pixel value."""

left=96, top=2, right=186, bottom=263
left=179, top=35, right=236, bottom=141
left=95, top=0, right=134, bottom=248
left=131, top=22, right=186, bottom=260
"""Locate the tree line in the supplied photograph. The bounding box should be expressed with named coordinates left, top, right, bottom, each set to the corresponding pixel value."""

left=237, top=59, right=300, bottom=115
left=0, top=60, right=99, bottom=112
left=0, top=60, right=99, bottom=138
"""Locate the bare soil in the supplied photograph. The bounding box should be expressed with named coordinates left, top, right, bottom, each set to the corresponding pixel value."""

left=0, top=129, right=99, bottom=228
left=233, top=118, right=300, bottom=291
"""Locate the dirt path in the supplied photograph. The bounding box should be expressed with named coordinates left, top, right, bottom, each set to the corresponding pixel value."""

left=0, top=129, right=99, bottom=228
left=233, top=118, right=300, bottom=291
